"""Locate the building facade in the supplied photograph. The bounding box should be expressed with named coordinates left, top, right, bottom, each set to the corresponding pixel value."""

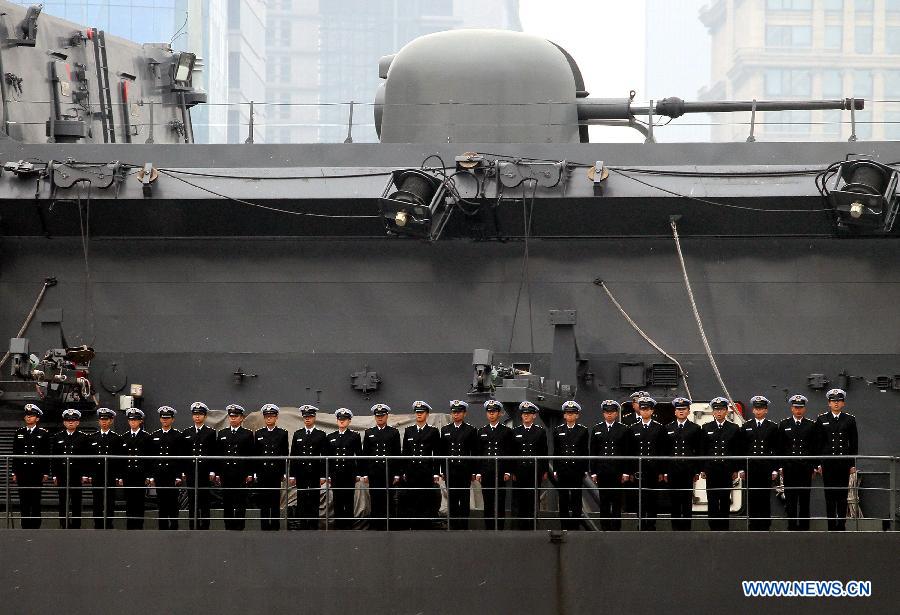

left=700, top=0, right=900, bottom=141
left=309, top=0, right=522, bottom=144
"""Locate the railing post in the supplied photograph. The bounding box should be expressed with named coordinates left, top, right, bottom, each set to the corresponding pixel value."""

left=5, top=455, right=10, bottom=528
left=384, top=458, right=390, bottom=532
left=283, top=457, right=289, bottom=530
left=324, top=457, right=329, bottom=531
left=533, top=455, right=538, bottom=531
left=637, top=456, right=642, bottom=531
left=103, top=456, right=108, bottom=529
left=494, top=456, right=499, bottom=531
left=64, top=455, right=71, bottom=528
left=193, top=456, right=199, bottom=530
left=890, top=456, right=897, bottom=532
left=445, top=456, right=450, bottom=531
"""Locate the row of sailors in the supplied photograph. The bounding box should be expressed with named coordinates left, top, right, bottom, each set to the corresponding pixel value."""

left=10, top=388, right=857, bottom=532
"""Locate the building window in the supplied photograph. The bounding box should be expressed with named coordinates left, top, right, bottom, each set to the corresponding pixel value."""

left=227, top=109, right=240, bottom=144
left=280, top=58, right=292, bottom=81
left=853, top=70, right=873, bottom=99
left=855, top=26, right=873, bottom=53
left=888, top=0, right=900, bottom=15
left=824, top=26, right=842, bottom=50
left=421, top=0, right=453, bottom=16
left=280, top=93, right=291, bottom=120
left=822, top=70, right=843, bottom=97
left=765, top=69, right=811, bottom=96
left=823, top=110, right=842, bottom=136
left=885, top=111, right=900, bottom=139
left=885, top=70, right=900, bottom=97
left=228, top=0, right=241, bottom=29
left=766, top=0, right=811, bottom=10
left=766, top=25, right=812, bottom=47
left=764, top=110, right=811, bottom=135
left=854, top=0, right=873, bottom=12
left=824, top=0, right=843, bottom=11
left=887, top=27, right=900, bottom=54
left=280, top=22, right=291, bottom=47
left=228, top=52, right=240, bottom=86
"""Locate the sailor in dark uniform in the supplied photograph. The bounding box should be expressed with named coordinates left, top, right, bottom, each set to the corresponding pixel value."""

left=182, top=401, right=217, bottom=530
left=552, top=400, right=589, bottom=530
left=148, top=405, right=182, bottom=530
left=12, top=404, right=50, bottom=529
left=289, top=405, right=328, bottom=529
left=441, top=400, right=478, bottom=530
left=86, top=407, right=123, bottom=529
left=52, top=408, right=88, bottom=529
left=217, top=404, right=255, bottom=530
left=742, top=395, right=779, bottom=531
left=621, top=391, right=646, bottom=427
left=326, top=408, right=361, bottom=530
left=401, top=401, right=441, bottom=530
left=815, top=389, right=858, bottom=531
left=362, top=403, right=401, bottom=530
left=628, top=396, right=666, bottom=531
left=475, top=399, right=513, bottom=530
left=589, top=400, right=630, bottom=531
left=620, top=391, right=645, bottom=516
left=120, top=408, right=151, bottom=529
left=663, top=397, right=701, bottom=531
left=255, top=403, right=289, bottom=531
left=510, top=401, right=548, bottom=530
left=701, top=397, right=742, bottom=531
left=777, top=395, right=818, bottom=531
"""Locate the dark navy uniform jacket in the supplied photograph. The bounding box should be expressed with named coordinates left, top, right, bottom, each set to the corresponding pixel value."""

left=51, top=429, right=89, bottom=483
left=402, top=424, right=441, bottom=479
left=589, top=421, right=630, bottom=478
left=290, top=427, right=328, bottom=481
left=552, top=423, right=589, bottom=479
left=362, top=425, right=401, bottom=483
left=510, top=424, right=549, bottom=478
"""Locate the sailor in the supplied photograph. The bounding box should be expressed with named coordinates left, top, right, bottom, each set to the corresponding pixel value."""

left=362, top=403, right=401, bottom=531
left=148, top=406, right=182, bottom=530
left=217, top=404, right=255, bottom=530
left=12, top=404, right=50, bottom=529
left=85, top=407, right=123, bottom=529
left=621, top=391, right=646, bottom=427
left=589, top=400, right=630, bottom=531
left=700, top=397, right=742, bottom=531
left=620, top=391, right=645, bottom=516
left=815, top=389, right=858, bottom=531
left=552, top=400, right=589, bottom=530
left=289, top=405, right=328, bottom=530
left=181, top=402, right=217, bottom=530
left=441, top=400, right=478, bottom=530
left=663, top=397, right=702, bottom=531
left=401, top=401, right=441, bottom=530
left=254, top=404, right=289, bottom=531
left=120, top=408, right=151, bottom=530
left=326, top=408, right=361, bottom=530
left=51, top=408, right=88, bottom=529
left=627, top=396, right=666, bottom=531
left=510, top=401, right=548, bottom=530
left=777, top=395, right=818, bottom=531
left=742, top=395, right=779, bottom=531
left=475, top=399, right=513, bottom=531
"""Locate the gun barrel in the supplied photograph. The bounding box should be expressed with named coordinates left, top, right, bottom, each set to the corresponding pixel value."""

left=577, top=97, right=865, bottom=121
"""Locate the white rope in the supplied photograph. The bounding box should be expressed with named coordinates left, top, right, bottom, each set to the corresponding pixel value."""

left=670, top=219, right=734, bottom=407
left=597, top=280, right=692, bottom=399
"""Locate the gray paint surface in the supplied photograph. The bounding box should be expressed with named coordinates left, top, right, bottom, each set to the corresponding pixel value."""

left=0, top=532, right=895, bottom=614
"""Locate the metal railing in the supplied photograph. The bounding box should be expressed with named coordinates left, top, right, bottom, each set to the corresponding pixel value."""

left=2, top=454, right=896, bottom=531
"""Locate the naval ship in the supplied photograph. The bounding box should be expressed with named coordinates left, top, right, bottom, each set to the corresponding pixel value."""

left=0, top=3, right=896, bottom=614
